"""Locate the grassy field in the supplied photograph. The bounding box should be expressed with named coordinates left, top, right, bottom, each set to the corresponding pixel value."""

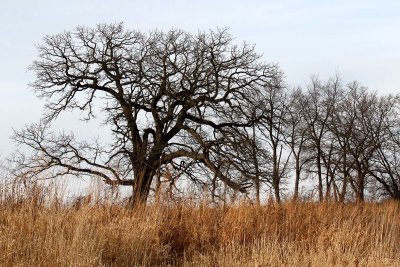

left=0, top=185, right=399, bottom=266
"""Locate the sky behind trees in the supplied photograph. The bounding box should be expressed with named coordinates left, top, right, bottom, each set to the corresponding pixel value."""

left=1, top=0, right=400, bottom=156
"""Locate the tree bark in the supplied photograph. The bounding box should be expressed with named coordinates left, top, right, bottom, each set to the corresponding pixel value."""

left=272, top=146, right=281, bottom=203
left=355, top=168, right=365, bottom=202
left=130, top=167, right=154, bottom=207
left=316, top=148, right=324, bottom=202
left=293, top=157, right=301, bottom=201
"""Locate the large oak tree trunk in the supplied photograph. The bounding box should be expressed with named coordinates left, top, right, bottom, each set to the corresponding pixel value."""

left=131, top=167, right=154, bottom=207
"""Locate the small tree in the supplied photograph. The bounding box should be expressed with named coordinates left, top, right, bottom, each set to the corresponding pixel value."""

left=258, top=81, right=290, bottom=203
left=302, top=77, right=341, bottom=202
left=366, top=94, right=400, bottom=200
left=12, top=23, right=281, bottom=206
left=285, top=87, right=311, bottom=201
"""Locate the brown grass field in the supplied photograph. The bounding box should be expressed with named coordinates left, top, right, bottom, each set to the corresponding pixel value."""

left=0, top=184, right=399, bottom=266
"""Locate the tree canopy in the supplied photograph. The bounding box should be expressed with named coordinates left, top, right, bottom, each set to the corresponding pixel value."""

left=13, top=23, right=282, bottom=206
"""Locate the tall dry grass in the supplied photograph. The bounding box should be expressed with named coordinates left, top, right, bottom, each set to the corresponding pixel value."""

left=0, top=182, right=399, bottom=266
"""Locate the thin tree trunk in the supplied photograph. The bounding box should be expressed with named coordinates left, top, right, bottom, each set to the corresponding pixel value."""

left=339, top=152, right=348, bottom=202
left=252, top=125, right=261, bottom=206
left=293, top=157, right=300, bottom=201
left=316, top=149, right=324, bottom=202
left=272, top=146, right=281, bottom=203
left=273, top=180, right=281, bottom=203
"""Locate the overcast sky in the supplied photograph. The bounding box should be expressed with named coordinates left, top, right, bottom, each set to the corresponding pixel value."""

left=1, top=0, right=400, bottom=157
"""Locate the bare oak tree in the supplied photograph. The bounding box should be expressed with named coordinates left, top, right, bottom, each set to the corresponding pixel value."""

left=302, top=77, right=341, bottom=202
left=285, top=87, right=311, bottom=201
left=367, top=94, right=400, bottom=199
left=12, top=23, right=280, bottom=206
left=258, top=81, right=290, bottom=203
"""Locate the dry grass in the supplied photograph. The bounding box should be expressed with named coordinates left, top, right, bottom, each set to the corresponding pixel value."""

left=0, top=184, right=399, bottom=266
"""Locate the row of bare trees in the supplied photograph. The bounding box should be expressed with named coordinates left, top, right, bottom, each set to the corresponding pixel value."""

left=244, top=76, right=400, bottom=203
left=10, top=23, right=400, bottom=206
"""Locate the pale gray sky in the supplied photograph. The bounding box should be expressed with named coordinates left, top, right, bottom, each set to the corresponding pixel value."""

left=1, top=0, right=400, bottom=156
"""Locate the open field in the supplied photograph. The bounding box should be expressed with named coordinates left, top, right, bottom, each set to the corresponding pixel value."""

left=0, top=186, right=399, bottom=267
